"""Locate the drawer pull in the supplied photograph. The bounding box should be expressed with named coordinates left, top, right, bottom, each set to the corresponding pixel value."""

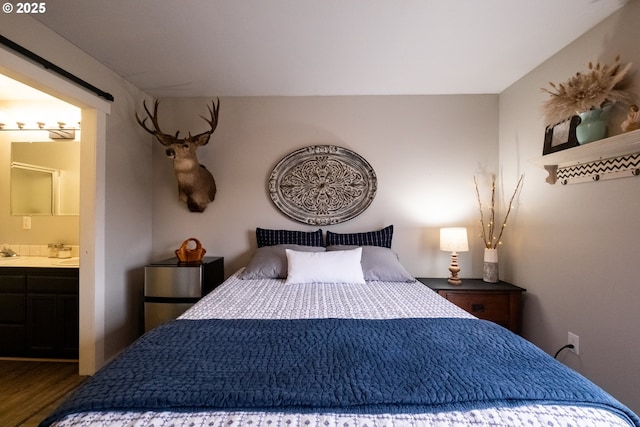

left=471, top=304, right=485, bottom=312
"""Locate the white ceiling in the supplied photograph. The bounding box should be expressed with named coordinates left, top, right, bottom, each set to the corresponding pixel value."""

left=6, top=0, right=629, bottom=98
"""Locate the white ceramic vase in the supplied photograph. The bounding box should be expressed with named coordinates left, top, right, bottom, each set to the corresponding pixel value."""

left=483, top=248, right=499, bottom=283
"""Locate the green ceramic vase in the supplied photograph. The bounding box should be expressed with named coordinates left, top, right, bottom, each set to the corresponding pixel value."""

left=576, top=107, right=610, bottom=144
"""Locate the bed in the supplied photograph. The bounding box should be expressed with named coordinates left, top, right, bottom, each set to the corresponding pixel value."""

left=41, top=227, right=640, bottom=427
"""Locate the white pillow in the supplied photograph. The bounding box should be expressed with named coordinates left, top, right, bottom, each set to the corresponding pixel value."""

left=285, top=248, right=366, bottom=285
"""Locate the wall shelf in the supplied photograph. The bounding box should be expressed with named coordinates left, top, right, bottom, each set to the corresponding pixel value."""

left=531, top=129, right=640, bottom=184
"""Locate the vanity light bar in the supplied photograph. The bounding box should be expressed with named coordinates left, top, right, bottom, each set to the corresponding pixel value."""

left=0, top=125, right=79, bottom=139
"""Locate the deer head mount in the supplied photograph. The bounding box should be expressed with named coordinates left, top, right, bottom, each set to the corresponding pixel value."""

left=136, top=99, right=220, bottom=212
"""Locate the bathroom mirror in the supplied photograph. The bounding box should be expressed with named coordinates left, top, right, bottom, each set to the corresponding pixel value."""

left=10, top=141, right=80, bottom=215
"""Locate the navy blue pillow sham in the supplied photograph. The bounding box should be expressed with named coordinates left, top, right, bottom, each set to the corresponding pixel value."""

left=256, top=227, right=324, bottom=248
left=325, top=225, right=393, bottom=248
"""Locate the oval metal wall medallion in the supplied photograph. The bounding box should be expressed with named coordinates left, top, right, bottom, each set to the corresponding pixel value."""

left=268, top=145, right=377, bottom=225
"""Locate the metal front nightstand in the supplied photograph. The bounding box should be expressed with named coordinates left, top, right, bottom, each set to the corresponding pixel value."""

left=417, top=278, right=526, bottom=334
left=144, top=257, right=224, bottom=331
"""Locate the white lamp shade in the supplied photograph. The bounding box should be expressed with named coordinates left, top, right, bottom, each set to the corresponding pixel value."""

left=440, top=227, right=469, bottom=252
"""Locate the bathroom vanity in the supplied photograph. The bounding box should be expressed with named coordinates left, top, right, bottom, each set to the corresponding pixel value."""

left=0, top=259, right=79, bottom=359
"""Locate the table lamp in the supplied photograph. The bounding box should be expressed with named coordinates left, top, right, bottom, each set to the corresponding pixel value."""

left=440, top=227, right=469, bottom=285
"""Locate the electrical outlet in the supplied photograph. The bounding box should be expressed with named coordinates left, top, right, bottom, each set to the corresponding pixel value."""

left=568, top=332, right=580, bottom=355
left=22, top=216, right=31, bottom=230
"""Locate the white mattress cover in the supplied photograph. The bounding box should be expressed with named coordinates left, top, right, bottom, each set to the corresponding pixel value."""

left=52, top=270, right=633, bottom=427
left=181, top=271, right=475, bottom=320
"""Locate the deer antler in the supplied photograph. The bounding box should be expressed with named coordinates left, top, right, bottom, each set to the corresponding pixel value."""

left=135, top=100, right=177, bottom=146
left=189, top=98, right=220, bottom=146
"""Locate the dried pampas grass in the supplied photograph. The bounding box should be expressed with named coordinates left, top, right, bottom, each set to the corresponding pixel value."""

left=541, top=56, right=632, bottom=126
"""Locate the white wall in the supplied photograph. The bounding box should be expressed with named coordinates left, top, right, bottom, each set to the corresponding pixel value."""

left=150, top=95, right=498, bottom=279
left=499, top=1, right=640, bottom=413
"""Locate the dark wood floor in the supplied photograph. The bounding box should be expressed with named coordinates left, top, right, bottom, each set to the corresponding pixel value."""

left=0, top=360, right=85, bottom=427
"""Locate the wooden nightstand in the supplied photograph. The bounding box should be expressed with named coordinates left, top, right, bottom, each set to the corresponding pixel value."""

left=416, top=278, right=525, bottom=334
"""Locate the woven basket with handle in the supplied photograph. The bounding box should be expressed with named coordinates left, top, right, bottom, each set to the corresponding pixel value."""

left=175, top=238, right=206, bottom=263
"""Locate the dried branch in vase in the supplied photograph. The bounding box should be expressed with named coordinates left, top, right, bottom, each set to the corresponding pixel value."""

left=474, top=174, right=524, bottom=249
left=541, top=55, right=632, bottom=126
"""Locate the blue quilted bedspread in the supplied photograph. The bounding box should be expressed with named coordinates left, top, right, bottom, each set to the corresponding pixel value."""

left=40, top=318, right=640, bottom=427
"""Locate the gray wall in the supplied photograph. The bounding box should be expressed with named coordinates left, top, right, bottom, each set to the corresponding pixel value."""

left=499, top=1, right=640, bottom=413
left=148, top=95, right=498, bottom=278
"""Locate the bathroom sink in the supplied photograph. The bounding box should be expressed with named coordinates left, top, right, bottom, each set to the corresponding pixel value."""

left=54, top=257, right=80, bottom=266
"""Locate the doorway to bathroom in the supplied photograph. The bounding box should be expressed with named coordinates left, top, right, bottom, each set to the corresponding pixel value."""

left=0, top=47, right=111, bottom=375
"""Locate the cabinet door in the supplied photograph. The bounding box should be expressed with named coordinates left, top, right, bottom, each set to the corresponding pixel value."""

left=0, top=293, right=25, bottom=323
left=0, top=324, right=26, bottom=356
left=0, top=294, right=27, bottom=355
left=0, top=274, right=26, bottom=355
left=0, top=274, right=26, bottom=323
left=27, top=293, right=58, bottom=357
left=26, top=272, right=79, bottom=358
left=58, top=293, right=79, bottom=357
left=26, top=290, right=79, bottom=358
